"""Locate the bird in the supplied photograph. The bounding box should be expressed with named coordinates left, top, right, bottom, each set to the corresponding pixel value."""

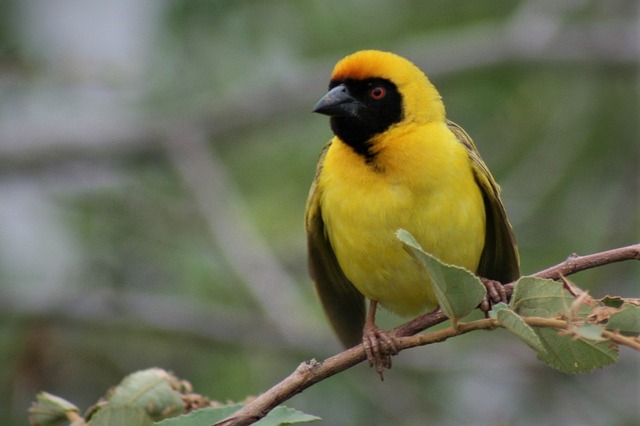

left=305, top=50, right=519, bottom=376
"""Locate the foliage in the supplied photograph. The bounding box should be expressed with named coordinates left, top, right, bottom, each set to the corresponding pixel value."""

left=27, top=242, right=639, bottom=425
left=395, top=234, right=635, bottom=375
left=29, top=369, right=319, bottom=426
left=397, top=229, right=487, bottom=326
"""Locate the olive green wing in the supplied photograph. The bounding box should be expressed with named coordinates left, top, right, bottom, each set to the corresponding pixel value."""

left=448, top=121, right=520, bottom=283
left=305, top=142, right=366, bottom=348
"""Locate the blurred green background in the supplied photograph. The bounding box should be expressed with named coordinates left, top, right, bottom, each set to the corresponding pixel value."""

left=1, top=1, right=638, bottom=425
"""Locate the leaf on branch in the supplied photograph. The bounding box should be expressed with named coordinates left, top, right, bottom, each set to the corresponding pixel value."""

left=28, top=391, right=81, bottom=426
left=606, top=304, right=640, bottom=335
left=396, top=229, right=486, bottom=327
left=508, top=276, right=623, bottom=372
left=155, top=404, right=321, bottom=425
left=155, top=404, right=242, bottom=426
left=510, top=276, right=576, bottom=318
left=104, top=368, right=185, bottom=421
left=533, top=327, right=618, bottom=374
left=569, top=324, right=607, bottom=342
left=91, top=405, right=152, bottom=426
left=490, top=303, right=546, bottom=354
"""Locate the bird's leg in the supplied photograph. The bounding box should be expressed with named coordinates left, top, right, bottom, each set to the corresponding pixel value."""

left=362, top=300, right=398, bottom=380
left=479, top=277, right=508, bottom=316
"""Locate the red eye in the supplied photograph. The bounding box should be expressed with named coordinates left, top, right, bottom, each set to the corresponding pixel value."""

left=370, top=86, right=386, bottom=100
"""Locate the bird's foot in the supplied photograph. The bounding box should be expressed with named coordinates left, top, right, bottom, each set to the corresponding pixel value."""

left=362, top=322, right=397, bottom=380
left=479, top=278, right=508, bottom=316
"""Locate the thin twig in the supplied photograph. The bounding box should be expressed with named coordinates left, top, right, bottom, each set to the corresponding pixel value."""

left=602, top=330, right=640, bottom=352
left=397, top=317, right=572, bottom=350
left=534, top=244, right=640, bottom=280
left=215, top=244, right=640, bottom=425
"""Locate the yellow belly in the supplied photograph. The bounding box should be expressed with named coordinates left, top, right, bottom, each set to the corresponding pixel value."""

left=319, top=124, right=486, bottom=316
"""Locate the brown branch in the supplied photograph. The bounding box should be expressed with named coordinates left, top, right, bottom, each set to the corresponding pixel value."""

left=602, top=330, right=640, bottom=351
left=215, top=244, right=640, bottom=425
left=533, top=244, right=640, bottom=280
left=214, top=320, right=498, bottom=426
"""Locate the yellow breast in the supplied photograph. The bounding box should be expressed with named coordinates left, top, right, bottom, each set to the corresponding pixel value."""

left=319, top=122, right=486, bottom=316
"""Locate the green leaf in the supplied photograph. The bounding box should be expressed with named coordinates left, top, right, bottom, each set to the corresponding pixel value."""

left=28, top=392, right=80, bottom=426
left=533, top=327, right=618, bottom=374
left=510, top=276, right=574, bottom=318
left=494, top=305, right=546, bottom=354
left=570, top=324, right=607, bottom=341
left=155, top=404, right=243, bottom=425
left=90, top=405, right=153, bottom=426
left=155, top=405, right=321, bottom=426
left=488, top=302, right=509, bottom=319
left=255, top=406, right=321, bottom=425
left=606, top=304, right=640, bottom=335
left=107, top=368, right=185, bottom=421
left=396, top=229, right=486, bottom=326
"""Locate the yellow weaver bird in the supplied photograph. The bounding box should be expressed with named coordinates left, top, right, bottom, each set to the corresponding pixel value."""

left=305, top=50, right=520, bottom=373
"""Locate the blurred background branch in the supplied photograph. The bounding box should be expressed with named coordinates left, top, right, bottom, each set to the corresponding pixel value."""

left=161, top=126, right=315, bottom=347
left=2, top=9, right=638, bottom=165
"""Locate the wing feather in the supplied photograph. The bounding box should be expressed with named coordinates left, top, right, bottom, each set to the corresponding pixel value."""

left=305, top=142, right=366, bottom=348
left=448, top=121, right=520, bottom=283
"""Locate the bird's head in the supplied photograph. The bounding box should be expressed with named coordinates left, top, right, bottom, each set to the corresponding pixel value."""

left=313, top=50, right=445, bottom=158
